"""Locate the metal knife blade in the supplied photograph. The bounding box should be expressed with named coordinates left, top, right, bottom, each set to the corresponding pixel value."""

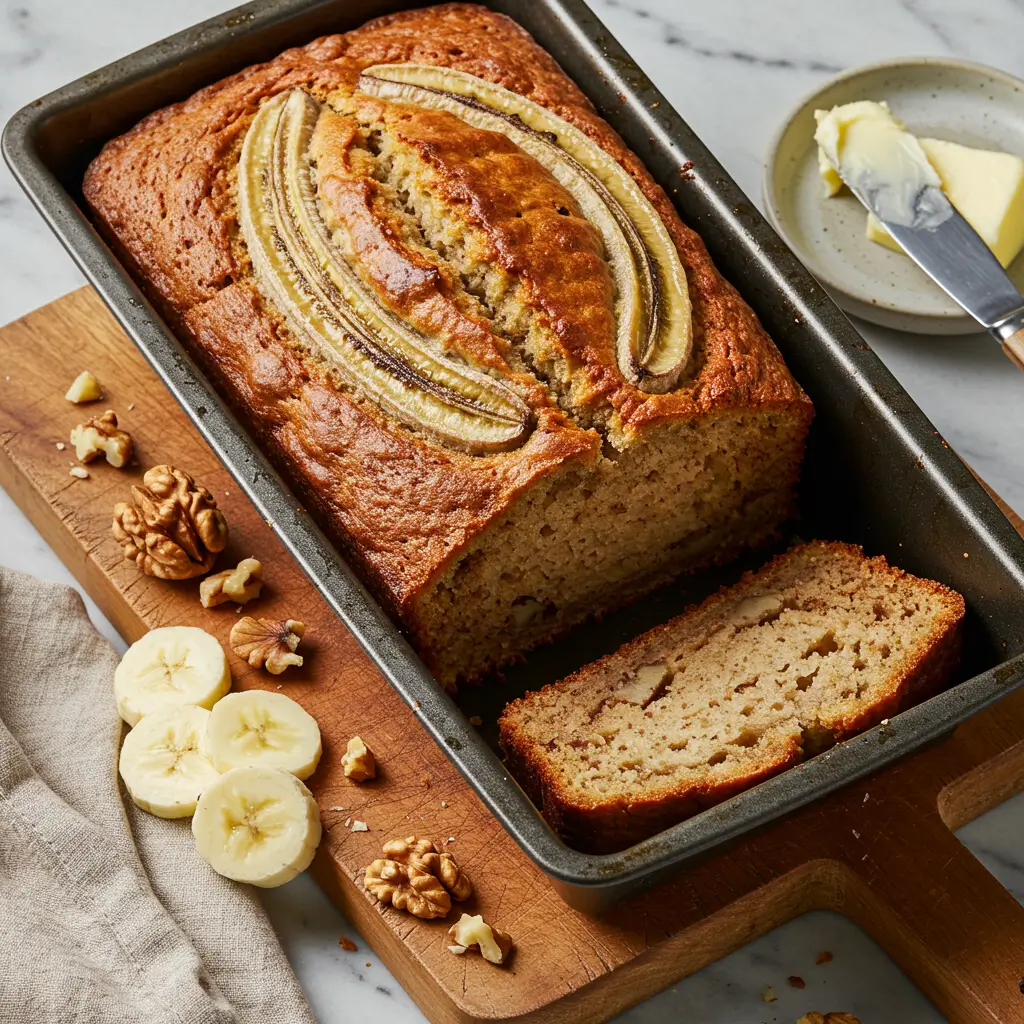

left=843, top=177, right=1024, bottom=369
left=864, top=182, right=1023, bottom=327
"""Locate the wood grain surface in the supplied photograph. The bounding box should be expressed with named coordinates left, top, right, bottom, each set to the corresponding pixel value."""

left=3, top=287, right=1024, bottom=1024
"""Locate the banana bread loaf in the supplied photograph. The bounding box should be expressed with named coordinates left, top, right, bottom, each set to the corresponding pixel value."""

left=499, top=541, right=964, bottom=852
left=83, top=4, right=813, bottom=688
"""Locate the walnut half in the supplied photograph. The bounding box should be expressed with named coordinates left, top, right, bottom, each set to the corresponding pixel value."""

left=70, top=410, right=133, bottom=468
left=200, top=558, right=263, bottom=608
left=364, top=859, right=451, bottom=920
left=230, top=616, right=304, bottom=674
left=363, top=836, right=472, bottom=919
left=381, top=836, right=472, bottom=901
left=341, top=736, right=376, bottom=781
left=447, top=914, right=513, bottom=965
left=112, top=464, right=228, bottom=580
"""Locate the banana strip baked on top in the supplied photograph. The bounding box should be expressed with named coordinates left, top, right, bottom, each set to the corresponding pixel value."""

left=84, top=4, right=812, bottom=688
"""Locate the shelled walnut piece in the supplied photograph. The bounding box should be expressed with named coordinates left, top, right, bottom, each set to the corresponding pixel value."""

left=70, top=410, right=133, bottom=468
left=200, top=558, right=263, bottom=608
left=447, top=914, right=513, bottom=965
left=112, top=465, right=229, bottom=579
left=65, top=370, right=102, bottom=403
left=364, top=836, right=472, bottom=919
left=341, top=736, right=376, bottom=781
left=230, top=616, right=304, bottom=674
left=796, top=1014, right=861, bottom=1024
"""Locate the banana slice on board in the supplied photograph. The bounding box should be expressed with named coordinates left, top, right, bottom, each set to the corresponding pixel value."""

left=118, top=705, right=220, bottom=818
left=204, top=690, right=322, bottom=780
left=115, top=626, right=231, bottom=727
left=192, top=766, right=322, bottom=887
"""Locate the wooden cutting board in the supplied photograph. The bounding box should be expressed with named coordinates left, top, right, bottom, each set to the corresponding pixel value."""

left=4, top=287, right=1024, bottom=1024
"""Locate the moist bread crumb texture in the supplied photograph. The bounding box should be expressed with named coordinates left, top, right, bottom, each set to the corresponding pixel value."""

left=83, top=3, right=812, bottom=688
left=499, top=542, right=965, bottom=852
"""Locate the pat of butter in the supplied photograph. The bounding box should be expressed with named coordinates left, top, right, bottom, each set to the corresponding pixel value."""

left=866, top=137, right=1024, bottom=267
left=814, top=101, right=947, bottom=230
left=817, top=144, right=843, bottom=198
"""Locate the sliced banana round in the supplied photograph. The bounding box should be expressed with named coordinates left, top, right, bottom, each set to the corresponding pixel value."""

left=118, top=705, right=220, bottom=819
left=192, top=766, right=322, bottom=887
left=204, top=690, right=322, bottom=780
left=115, top=626, right=231, bottom=727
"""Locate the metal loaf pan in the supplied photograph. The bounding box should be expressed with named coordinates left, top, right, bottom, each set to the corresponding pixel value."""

left=6, top=0, right=1024, bottom=913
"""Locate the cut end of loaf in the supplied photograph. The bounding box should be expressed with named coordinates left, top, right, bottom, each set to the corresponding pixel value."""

left=499, top=541, right=965, bottom=852
left=411, top=408, right=809, bottom=688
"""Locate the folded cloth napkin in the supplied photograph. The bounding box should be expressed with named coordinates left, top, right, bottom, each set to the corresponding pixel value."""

left=0, top=567, right=315, bottom=1024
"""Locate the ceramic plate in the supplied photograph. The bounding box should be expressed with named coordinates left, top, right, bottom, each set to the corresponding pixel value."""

left=764, top=58, right=1024, bottom=334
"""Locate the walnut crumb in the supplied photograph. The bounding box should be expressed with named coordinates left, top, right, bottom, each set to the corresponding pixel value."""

left=71, top=410, right=132, bottom=468
left=338, top=936, right=358, bottom=952
left=816, top=950, right=834, bottom=965
left=788, top=975, right=806, bottom=989
left=447, top=914, right=513, bottom=965
left=69, top=466, right=90, bottom=480
left=55, top=442, right=66, bottom=451
left=352, top=820, right=369, bottom=832
left=342, top=736, right=376, bottom=781
left=761, top=986, right=777, bottom=1003
left=230, top=616, right=304, bottom=674
left=200, top=557, right=263, bottom=608
left=468, top=715, right=482, bottom=726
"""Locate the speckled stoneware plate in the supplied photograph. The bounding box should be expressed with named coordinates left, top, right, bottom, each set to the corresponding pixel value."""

left=764, top=58, right=1024, bottom=334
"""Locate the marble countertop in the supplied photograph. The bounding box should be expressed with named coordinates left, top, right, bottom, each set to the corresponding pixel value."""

left=3, top=1, right=1023, bottom=1021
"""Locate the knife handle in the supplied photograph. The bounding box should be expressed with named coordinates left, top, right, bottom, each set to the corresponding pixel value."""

left=1002, top=328, right=1024, bottom=372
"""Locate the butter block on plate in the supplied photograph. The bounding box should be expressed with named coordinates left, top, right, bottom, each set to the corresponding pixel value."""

left=866, top=137, right=1024, bottom=267
left=815, top=101, right=1024, bottom=269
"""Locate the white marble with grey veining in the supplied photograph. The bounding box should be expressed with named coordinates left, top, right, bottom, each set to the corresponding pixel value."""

left=2, top=1, right=1024, bottom=1021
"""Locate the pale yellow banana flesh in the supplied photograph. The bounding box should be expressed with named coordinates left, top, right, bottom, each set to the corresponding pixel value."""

left=204, top=690, right=322, bottom=780
left=357, top=64, right=693, bottom=393
left=118, top=705, right=220, bottom=818
left=192, top=766, right=322, bottom=887
left=237, top=90, right=532, bottom=454
left=114, top=626, right=231, bottom=727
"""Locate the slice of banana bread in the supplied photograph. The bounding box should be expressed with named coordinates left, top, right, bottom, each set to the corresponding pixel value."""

left=499, top=541, right=964, bottom=852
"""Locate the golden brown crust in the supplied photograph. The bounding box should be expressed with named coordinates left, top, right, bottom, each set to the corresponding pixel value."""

left=499, top=541, right=965, bottom=853
left=311, top=109, right=519, bottom=377
left=82, top=3, right=811, bottom=632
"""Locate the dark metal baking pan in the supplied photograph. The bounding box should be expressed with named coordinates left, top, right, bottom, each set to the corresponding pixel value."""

left=6, top=0, right=1024, bottom=913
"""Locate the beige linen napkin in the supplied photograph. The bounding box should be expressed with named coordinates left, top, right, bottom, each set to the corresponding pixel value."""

left=0, top=567, right=315, bottom=1024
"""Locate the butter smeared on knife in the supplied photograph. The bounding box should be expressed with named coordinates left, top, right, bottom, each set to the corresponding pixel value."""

left=814, top=99, right=1024, bottom=371
left=815, top=101, right=950, bottom=232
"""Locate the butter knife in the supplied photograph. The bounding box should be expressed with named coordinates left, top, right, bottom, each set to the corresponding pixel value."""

left=841, top=175, right=1024, bottom=370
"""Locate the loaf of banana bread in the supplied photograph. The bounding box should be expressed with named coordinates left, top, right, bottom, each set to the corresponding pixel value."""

left=84, top=4, right=813, bottom=688
left=499, top=542, right=964, bottom=852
